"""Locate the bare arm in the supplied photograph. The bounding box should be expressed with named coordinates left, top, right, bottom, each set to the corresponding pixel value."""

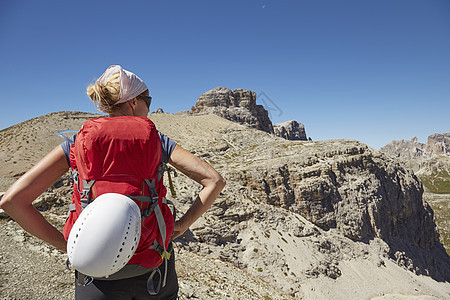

left=168, top=145, right=226, bottom=238
left=0, top=146, right=69, bottom=252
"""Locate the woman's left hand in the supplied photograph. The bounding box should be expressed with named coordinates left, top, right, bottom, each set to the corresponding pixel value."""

left=168, top=145, right=226, bottom=239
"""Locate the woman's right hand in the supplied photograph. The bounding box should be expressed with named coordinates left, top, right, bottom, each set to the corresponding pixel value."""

left=0, top=146, right=69, bottom=252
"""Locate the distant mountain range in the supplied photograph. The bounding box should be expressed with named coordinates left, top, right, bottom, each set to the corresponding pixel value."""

left=380, top=133, right=450, bottom=194
left=380, top=133, right=449, bottom=160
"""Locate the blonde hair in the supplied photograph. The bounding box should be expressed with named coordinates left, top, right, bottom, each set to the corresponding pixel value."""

left=86, top=72, right=121, bottom=113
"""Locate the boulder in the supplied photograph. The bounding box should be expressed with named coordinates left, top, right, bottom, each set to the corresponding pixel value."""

left=151, top=108, right=165, bottom=114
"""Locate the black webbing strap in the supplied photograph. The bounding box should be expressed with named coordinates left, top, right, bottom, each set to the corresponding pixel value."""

left=66, top=259, right=93, bottom=287
left=76, top=271, right=93, bottom=286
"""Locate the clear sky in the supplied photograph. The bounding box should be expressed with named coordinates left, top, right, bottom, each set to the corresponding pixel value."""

left=1, top=0, right=449, bottom=149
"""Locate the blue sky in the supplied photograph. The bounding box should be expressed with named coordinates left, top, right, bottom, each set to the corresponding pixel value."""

left=1, top=0, right=449, bottom=149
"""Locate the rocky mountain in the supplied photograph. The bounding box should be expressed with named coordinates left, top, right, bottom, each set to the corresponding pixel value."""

left=0, top=112, right=449, bottom=299
left=190, top=87, right=308, bottom=141
left=380, top=134, right=450, bottom=190
left=380, top=137, right=426, bottom=160
left=381, top=133, right=450, bottom=160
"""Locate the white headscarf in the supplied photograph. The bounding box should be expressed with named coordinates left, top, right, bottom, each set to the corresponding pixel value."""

left=97, top=65, right=148, bottom=104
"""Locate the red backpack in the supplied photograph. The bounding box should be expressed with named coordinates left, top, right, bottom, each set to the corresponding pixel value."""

left=63, top=116, right=174, bottom=275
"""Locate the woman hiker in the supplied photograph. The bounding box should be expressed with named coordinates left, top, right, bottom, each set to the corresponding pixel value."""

left=0, top=65, right=226, bottom=299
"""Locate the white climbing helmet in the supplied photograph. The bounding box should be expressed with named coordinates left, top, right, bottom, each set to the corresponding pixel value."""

left=67, top=193, right=141, bottom=278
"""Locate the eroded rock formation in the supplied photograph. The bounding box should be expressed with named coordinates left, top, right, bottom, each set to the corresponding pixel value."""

left=425, top=133, right=450, bottom=155
left=190, top=87, right=274, bottom=134
left=273, top=120, right=307, bottom=141
left=381, top=133, right=450, bottom=158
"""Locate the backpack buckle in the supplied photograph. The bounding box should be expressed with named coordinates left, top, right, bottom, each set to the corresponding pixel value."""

left=80, top=180, right=95, bottom=209
left=141, top=202, right=158, bottom=219
left=144, top=179, right=159, bottom=202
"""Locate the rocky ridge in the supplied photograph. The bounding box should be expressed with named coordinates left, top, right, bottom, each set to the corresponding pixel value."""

left=189, top=87, right=308, bottom=141
left=380, top=133, right=450, bottom=252
left=380, top=133, right=450, bottom=161
left=0, top=112, right=449, bottom=299
left=380, top=133, right=450, bottom=188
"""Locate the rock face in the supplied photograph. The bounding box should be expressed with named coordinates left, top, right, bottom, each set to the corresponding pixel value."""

left=236, top=143, right=433, bottom=245
left=425, top=133, right=450, bottom=155
left=190, top=87, right=274, bottom=134
left=273, top=120, right=307, bottom=141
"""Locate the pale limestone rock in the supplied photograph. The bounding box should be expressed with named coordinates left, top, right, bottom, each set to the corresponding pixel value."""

left=273, top=120, right=307, bottom=140
left=380, top=133, right=450, bottom=177
left=190, top=87, right=274, bottom=134
left=425, top=133, right=450, bottom=155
